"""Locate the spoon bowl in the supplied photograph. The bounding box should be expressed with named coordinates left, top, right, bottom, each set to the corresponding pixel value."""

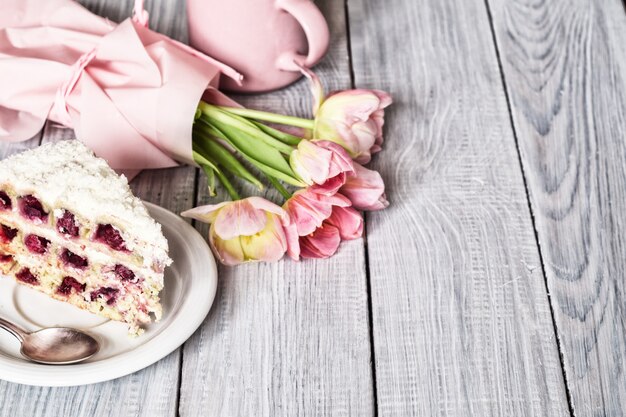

left=21, top=328, right=100, bottom=365
left=0, top=317, right=100, bottom=365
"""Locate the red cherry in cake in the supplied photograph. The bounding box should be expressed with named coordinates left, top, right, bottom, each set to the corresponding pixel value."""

left=0, top=224, right=17, bottom=244
left=60, top=248, right=88, bottom=269
left=24, top=234, right=50, bottom=254
left=19, top=195, right=48, bottom=222
left=0, top=191, right=11, bottom=210
left=56, top=210, right=80, bottom=237
left=114, top=264, right=136, bottom=282
left=16, top=267, right=38, bottom=285
left=91, top=287, right=119, bottom=305
left=0, top=254, right=13, bottom=263
left=95, top=224, right=127, bottom=251
left=57, top=276, right=86, bottom=296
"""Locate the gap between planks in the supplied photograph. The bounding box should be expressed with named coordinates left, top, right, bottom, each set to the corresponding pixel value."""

left=343, top=0, right=380, bottom=415
left=480, top=0, right=576, bottom=415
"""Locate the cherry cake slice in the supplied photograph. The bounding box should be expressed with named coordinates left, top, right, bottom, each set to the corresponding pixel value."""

left=0, top=141, right=172, bottom=336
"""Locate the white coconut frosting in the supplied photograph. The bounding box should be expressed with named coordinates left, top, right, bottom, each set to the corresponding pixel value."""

left=0, top=140, right=170, bottom=265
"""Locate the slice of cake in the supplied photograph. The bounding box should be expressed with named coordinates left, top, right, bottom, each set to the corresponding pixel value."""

left=0, top=140, right=172, bottom=335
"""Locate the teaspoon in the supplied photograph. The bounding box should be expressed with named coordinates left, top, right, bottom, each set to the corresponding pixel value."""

left=0, top=317, right=99, bottom=365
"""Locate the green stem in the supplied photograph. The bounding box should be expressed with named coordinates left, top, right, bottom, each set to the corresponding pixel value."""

left=199, top=103, right=295, bottom=155
left=192, top=150, right=220, bottom=172
left=214, top=169, right=240, bottom=200
left=197, top=116, right=306, bottom=187
left=196, top=119, right=224, bottom=140
left=266, top=175, right=292, bottom=200
left=251, top=121, right=302, bottom=146
left=216, top=106, right=316, bottom=130
left=194, top=127, right=264, bottom=190
left=201, top=164, right=216, bottom=197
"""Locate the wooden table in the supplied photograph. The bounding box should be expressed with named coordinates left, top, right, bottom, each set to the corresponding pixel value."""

left=1, top=0, right=625, bottom=415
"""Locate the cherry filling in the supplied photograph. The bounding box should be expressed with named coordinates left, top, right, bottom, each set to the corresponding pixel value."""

left=0, top=254, right=13, bottom=263
left=16, top=267, right=38, bottom=285
left=18, top=195, right=48, bottom=222
left=91, top=287, right=119, bottom=305
left=114, top=264, right=136, bottom=282
left=0, top=191, right=11, bottom=210
left=60, top=249, right=88, bottom=269
left=57, top=276, right=86, bottom=296
left=24, top=234, right=50, bottom=254
left=0, top=225, right=17, bottom=244
left=56, top=210, right=79, bottom=237
left=94, top=224, right=127, bottom=251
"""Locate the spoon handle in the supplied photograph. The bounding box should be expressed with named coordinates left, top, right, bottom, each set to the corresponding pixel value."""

left=0, top=317, right=28, bottom=342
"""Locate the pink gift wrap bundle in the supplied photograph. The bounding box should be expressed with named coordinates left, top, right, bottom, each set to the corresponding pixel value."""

left=0, top=0, right=241, bottom=177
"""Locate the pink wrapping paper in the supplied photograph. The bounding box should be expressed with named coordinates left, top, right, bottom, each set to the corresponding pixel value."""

left=0, top=0, right=241, bottom=176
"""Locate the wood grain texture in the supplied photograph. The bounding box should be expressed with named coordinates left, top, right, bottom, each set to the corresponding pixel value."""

left=0, top=1, right=192, bottom=416
left=178, top=1, right=375, bottom=416
left=486, top=0, right=626, bottom=415
left=348, top=0, right=571, bottom=415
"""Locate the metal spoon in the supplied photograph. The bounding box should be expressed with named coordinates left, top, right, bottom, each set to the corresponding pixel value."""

left=0, top=317, right=99, bottom=365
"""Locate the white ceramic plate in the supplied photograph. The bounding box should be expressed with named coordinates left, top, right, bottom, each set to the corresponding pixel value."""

left=0, top=202, right=217, bottom=387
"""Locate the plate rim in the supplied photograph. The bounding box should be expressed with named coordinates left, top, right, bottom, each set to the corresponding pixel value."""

left=0, top=202, right=217, bottom=387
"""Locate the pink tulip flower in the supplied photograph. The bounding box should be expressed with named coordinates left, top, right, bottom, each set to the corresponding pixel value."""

left=301, top=67, right=392, bottom=164
left=290, top=140, right=354, bottom=191
left=325, top=206, right=363, bottom=240
left=300, top=224, right=341, bottom=259
left=340, top=163, right=389, bottom=211
left=283, top=189, right=363, bottom=259
left=284, top=189, right=351, bottom=236
left=181, top=197, right=291, bottom=266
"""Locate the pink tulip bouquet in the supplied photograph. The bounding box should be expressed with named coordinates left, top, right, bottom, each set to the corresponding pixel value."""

left=183, top=69, right=391, bottom=265
left=0, top=0, right=391, bottom=266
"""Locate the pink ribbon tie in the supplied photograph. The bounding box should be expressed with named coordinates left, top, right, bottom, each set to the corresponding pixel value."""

left=51, top=48, right=98, bottom=127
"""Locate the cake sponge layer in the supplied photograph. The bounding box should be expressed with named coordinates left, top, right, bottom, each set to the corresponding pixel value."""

left=3, top=256, right=156, bottom=336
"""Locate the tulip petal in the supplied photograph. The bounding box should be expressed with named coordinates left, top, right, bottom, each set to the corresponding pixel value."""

left=326, top=206, right=363, bottom=240
left=209, top=224, right=245, bottom=266
left=298, top=64, right=325, bottom=115
left=180, top=201, right=231, bottom=223
left=240, top=214, right=287, bottom=262
left=372, top=90, right=393, bottom=109
left=246, top=196, right=287, bottom=217
left=214, top=200, right=267, bottom=240
left=313, top=140, right=354, bottom=178
left=284, top=189, right=350, bottom=236
left=320, top=91, right=381, bottom=123
left=310, top=173, right=347, bottom=196
left=300, top=224, right=341, bottom=259
left=286, top=196, right=329, bottom=236
left=283, top=218, right=301, bottom=261
left=341, top=163, right=389, bottom=211
left=290, top=140, right=332, bottom=185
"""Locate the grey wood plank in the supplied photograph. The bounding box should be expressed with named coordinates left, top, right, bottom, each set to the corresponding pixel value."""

left=348, top=0, right=572, bottom=415
left=178, top=1, right=375, bottom=416
left=0, top=1, right=192, bottom=416
left=486, top=0, right=626, bottom=415
left=0, top=135, right=41, bottom=160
